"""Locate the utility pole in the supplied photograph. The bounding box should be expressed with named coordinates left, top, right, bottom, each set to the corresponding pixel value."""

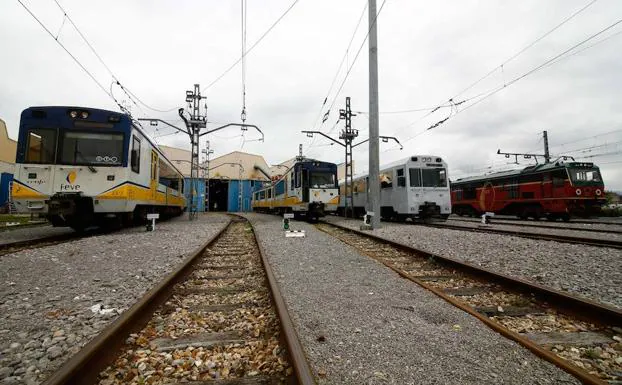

left=339, top=97, right=358, bottom=217
left=543, top=130, right=550, bottom=163
left=368, top=0, right=381, bottom=228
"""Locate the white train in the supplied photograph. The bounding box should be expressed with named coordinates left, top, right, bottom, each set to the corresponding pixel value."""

left=252, top=159, right=339, bottom=220
left=12, top=106, right=186, bottom=230
left=338, top=155, right=451, bottom=220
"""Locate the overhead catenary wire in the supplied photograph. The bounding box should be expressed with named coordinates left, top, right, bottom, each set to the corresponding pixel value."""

left=240, top=0, right=247, bottom=123
left=310, top=0, right=368, bottom=131
left=391, top=0, right=599, bottom=137
left=202, top=0, right=300, bottom=93
left=393, top=17, right=622, bottom=150
left=51, top=0, right=178, bottom=114
left=16, top=0, right=125, bottom=112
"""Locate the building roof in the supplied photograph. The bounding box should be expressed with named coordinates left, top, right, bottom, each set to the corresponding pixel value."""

left=208, top=151, right=271, bottom=181
left=159, top=146, right=271, bottom=181
left=0, top=119, right=17, bottom=165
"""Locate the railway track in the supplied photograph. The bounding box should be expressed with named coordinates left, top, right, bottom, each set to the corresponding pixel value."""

left=43, top=217, right=313, bottom=385
left=422, top=222, right=622, bottom=249
left=449, top=217, right=622, bottom=235
left=0, top=228, right=108, bottom=257
left=451, top=215, right=622, bottom=227
left=317, top=222, right=622, bottom=385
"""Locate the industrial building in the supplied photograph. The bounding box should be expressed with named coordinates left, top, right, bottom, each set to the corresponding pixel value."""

left=159, top=145, right=271, bottom=212
left=0, top=119, right=16, bottom=212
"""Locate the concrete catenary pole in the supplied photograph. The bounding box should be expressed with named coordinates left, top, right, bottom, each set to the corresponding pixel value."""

left=368, top=0, right=381, bottom=228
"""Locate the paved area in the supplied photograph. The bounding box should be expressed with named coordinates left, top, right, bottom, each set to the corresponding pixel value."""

left=242, top=213, right=579, bottom=385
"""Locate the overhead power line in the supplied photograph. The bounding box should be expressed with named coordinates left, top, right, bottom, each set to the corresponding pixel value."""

left=394, top=0, right=599, bottom=135
left=310, top=1, right=368, bottom=132
left=202, top=0, right=300, bottom=93
left=453, top=0, right=599, bottom=101
left=322, top=0, right=388, bottom=127
left=394, top=17, right=622, bottom=150
left=51, top=0, right=178, bottom=114
left=16, top=0, right=123, bottom=110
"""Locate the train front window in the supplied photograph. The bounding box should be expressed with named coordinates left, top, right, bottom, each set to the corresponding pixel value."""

left=310, top=172, right=336, bottom=188
left=25, top=128, right=57, bottom=164
left=422, top=168, right=447, bottom=187
left=60, top=132, right=124, bottom=166
left=569, top=169, right=602, bottom=184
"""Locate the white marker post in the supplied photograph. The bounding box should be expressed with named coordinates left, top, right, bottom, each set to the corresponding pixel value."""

left=361, top=211, right=374, bottom=230
left=283, top=213, right=305, bottom=237
left=146, top=213, right=159, bottom=231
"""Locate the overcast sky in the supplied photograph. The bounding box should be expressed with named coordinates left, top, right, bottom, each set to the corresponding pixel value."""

left=1, top=0, right=621, bottom=189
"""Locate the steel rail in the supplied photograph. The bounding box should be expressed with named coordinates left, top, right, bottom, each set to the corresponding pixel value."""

left=0, top=228, right=122, bottom=256
left=452, top=215, right=622, bottom=227
left=321, top=221, right=619, bottom=385
left=424, top=222, right=622, bottom=249
left=449, top=217, right=622, bottom=234
left=238, top=214, right=317, bottom=385
left=41, top=220, right=232, bottom=385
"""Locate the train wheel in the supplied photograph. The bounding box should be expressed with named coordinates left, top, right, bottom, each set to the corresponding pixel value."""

left=561, top=214, right=571, bottom=222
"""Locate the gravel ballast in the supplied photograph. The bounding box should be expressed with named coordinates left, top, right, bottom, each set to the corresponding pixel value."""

left=242, top=213, right=580, bottom=385
left=444, top=218, right=622, bottom=241
left=0, top=225, right=73, bottom=246
left=0, top=213, right=230, bottom=385
left=327, top=217, right=622, bottom=310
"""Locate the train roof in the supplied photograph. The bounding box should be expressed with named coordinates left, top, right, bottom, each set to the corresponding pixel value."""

left=19, top=106, right=184, bottom=177
left=453, top=161, right=597, bottom=184
left=339, top=155, right=446, bottom=183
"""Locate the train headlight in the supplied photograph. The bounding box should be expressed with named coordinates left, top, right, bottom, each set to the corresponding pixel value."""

left=80, top=111, right=89, bottom=119
left=69, top=110, right=78, bottom=118
left=595, top=189, right=602, bottom=196
left=575, top=188, right=582, bottom=196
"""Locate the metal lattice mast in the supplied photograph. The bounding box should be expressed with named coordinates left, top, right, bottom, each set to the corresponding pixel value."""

left=184, top=84, right=207, bottom=220
left=543, top=130, right=550, bottom=163
left=339, top=97, right=358, bottom=217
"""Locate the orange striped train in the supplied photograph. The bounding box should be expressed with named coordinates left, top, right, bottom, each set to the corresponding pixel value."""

left=252, top=159, right=339, bottom=221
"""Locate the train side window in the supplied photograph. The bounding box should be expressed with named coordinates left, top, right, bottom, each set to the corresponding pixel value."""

left=463, top=186, right=476, bottom=200
left=150, top=151, right=158, bottom=181
left=456, top=190, right=463, bottom=200
left=302, top=169, right=309, bottom=188
left=268, top=189, right=272, bottom=199
left=380, top=171, right=392, bottom=189
left=396, top=168, right=406, bottom=187
left=131, top=136, right=141, bottom=173
left=25, top=128, right=57, bottom=164
left=409, top=168, right=421, bottom=187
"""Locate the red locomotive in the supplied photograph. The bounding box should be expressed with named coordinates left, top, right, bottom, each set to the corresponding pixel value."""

left=451, top=161, right=606, bottom=221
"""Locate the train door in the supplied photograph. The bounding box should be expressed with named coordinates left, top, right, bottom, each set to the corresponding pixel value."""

left=150, top=151, right=158, bottom=201
left=302, top=168, right=309, bottom=202
left=394, top=167, right=407, bottom=212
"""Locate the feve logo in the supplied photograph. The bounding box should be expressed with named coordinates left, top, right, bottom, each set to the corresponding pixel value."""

left=61, top=171, right=81, bottom=191
left=66, top=171, right=77, bottom=184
